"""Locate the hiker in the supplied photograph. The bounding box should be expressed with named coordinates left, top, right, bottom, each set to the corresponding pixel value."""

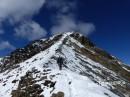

left=0, top=78, right=3, bottom=83
left=57, top=57, right=64, bottom=70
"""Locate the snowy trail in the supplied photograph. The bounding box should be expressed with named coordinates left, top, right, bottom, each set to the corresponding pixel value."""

left=59, top=70, right=119, bottom=97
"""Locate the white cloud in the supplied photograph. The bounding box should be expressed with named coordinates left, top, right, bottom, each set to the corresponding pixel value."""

left=15, top=21, right=47, bottom=40
left=51, top=15, right=77, bottom=34
left=0, top=41, right=15, bottom=50
left=78, top=22, right=96, bottom=36
left=46, top=0, right=96, bottom=36
left=48, top=0, right=77, bottom=35
left=0, top=0, right=46, bottom=23
left=51, top=15, right=95, bottom=36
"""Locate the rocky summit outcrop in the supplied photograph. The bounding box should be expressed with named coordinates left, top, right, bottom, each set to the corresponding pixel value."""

left=0, top=32, right=130, bottom=97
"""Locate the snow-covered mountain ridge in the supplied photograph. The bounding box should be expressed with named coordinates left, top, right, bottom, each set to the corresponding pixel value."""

left=0, top=32, right=130, bottom=97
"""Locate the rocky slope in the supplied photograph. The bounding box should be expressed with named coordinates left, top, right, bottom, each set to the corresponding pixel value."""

left=0, top=32, right=130, bottom=97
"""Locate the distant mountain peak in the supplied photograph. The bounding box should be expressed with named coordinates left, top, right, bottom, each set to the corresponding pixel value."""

left=0, top=32, right=130, bottom=97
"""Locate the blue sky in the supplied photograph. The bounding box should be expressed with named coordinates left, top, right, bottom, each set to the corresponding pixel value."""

left=0, top=0, right=130, bottom=65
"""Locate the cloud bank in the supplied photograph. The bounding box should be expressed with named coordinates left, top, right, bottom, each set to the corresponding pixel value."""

left=0, top=0, right=46, bottom=23
left=0, top=0, right=96, bottom=40
left=15, top=21, right=47, bottom=41
left=0, top=0, right=47, bottom=45
left=50, top=15, right=95, bottom=36
left=45, top=0, right=95, bottom=36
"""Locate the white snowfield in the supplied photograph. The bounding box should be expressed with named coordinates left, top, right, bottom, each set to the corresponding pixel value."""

left=123, top=67, right=130, bottom=72
left=0, top=58, right=2, bottom=64
left=0, top=32, right=122, bottom=97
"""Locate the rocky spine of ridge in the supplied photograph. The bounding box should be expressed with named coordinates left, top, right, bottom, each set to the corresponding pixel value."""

left=0, top=34, right=62, bottom=73
left=0, top=32, right=130, bottom=97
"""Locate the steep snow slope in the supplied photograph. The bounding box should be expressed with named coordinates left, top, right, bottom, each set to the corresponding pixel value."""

left=0, top=32, right=130, bottom=97
left=0, top=58, right=2, bottom=64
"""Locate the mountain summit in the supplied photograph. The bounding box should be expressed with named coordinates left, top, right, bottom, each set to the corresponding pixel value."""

left=0, top=32, right=130, bottom=97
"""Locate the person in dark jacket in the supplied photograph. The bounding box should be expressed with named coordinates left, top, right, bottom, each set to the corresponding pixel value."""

left=57, top=57, right=64, bottom=70
left=0, top=78, right=3, bottom=83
